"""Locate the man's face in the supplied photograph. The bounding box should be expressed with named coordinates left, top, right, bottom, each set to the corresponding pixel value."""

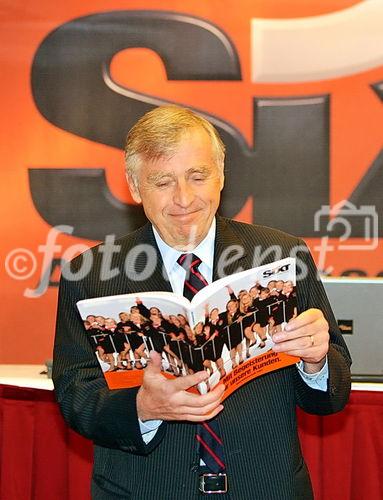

left=127, top=127, right=224, bottom=250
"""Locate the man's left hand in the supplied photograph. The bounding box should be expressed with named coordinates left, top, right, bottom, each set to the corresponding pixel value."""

left=272, top=308, right=329, bottom=373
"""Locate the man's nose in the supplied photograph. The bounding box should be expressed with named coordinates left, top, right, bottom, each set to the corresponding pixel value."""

left=173, top=180, right=194, bottom=207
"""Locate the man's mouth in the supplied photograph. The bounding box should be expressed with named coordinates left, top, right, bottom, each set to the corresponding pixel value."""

left=169, top=210, right=201, bottom=219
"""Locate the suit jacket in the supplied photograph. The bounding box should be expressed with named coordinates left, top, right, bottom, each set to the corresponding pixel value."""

left=53, top=217, right=351, bottom=499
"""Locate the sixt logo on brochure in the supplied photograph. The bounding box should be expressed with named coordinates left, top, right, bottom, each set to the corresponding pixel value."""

left=262, top=263, right=292, bottom=279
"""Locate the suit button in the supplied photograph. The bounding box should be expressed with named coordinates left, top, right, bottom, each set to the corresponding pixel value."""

left=330, top=384, right=337, bottom=396
left=190, top=462, right=199, bottom=473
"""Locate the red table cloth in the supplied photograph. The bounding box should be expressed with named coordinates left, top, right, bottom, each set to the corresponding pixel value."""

left=1, top=385, right=382, bottom=500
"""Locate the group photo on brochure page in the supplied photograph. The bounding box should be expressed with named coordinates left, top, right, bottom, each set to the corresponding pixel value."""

left=77, top=257, right=299, bottom=398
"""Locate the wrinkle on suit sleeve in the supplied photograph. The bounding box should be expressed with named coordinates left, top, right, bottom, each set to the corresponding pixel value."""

left=293, top=240, right=352, bottom=415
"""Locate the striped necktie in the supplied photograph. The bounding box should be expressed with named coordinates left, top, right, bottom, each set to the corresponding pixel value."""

left=177, top=253, right=226, bottom=473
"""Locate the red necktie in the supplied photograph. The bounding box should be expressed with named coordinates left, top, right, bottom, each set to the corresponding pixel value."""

left=177, top=253, right=226, bottom=473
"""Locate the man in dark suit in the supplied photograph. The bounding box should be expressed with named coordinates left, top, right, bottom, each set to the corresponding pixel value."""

left=53, top=105, right=351, bottom=499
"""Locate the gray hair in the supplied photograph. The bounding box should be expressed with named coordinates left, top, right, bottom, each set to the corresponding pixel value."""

left=124, top=105, right=225, bottom=187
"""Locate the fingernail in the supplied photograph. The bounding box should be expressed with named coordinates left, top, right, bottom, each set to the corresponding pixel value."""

left=273, top=334, right=284, bottom=342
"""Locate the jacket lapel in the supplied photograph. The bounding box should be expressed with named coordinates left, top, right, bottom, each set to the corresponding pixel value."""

left=120, top=223, right=173, bottom=294
left=213, top=216, right=252, bottom=281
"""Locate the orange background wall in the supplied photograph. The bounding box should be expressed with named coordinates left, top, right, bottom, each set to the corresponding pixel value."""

left=0, top=0, right=382, bottom=363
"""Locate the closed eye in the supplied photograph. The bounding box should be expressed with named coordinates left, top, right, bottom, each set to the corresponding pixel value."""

left=187, top=166, right=213, bottom=182
left=190, top=173, right=209, bottom=182
left=153, top=177, right=174, bottom=188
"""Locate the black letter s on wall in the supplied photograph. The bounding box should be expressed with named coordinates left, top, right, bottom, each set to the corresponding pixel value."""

left=30, top=10, right=241, bottom=240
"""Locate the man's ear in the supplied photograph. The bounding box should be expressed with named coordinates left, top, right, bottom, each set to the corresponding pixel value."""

left=219, top=172, right=225, bottom=191
left=126, top=173, right=142, bottom=204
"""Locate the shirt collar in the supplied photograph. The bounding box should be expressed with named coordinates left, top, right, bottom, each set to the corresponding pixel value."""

left=152, top=218, right=216, bottom=273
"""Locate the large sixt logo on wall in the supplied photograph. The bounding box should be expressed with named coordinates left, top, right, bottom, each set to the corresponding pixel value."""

left=30, top=6, right=382, bottom=243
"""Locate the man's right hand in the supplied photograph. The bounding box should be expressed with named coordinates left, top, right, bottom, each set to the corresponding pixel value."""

left=137, top=351, right=225, bottom=422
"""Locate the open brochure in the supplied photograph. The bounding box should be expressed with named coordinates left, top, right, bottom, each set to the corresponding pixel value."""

left=77, top=257, right=299, bottom=400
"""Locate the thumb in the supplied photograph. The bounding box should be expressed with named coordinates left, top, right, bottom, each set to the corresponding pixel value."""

left=145, top=350, right=163, bottom=375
